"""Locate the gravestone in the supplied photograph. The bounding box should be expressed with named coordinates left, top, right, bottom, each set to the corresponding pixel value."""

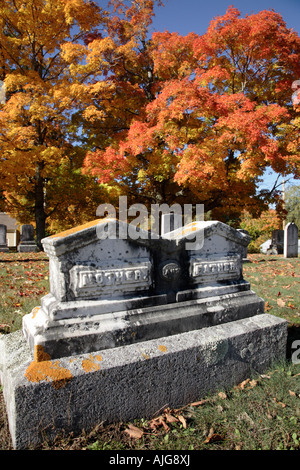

left=269, top=229, right=284, bottom=255
left=238, top=229, right=250, bottom=261
left=0, top=224, right=9, bottom=252
left=0, top=218, right=288, bottom=449
left=18, top=224, right=38, bottom=252
left=284, top=222, right=299, bottom=258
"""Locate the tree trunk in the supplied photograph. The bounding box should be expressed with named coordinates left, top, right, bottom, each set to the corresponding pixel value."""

left=34, top=164, right=47, bottom=250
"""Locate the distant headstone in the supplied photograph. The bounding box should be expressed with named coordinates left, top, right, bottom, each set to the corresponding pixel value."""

left=238, top=229, right=250, bottom=260
left=270, top=230, right=284, bottom=255
left=18, top=224, right=38, bottom=252
left=284, top=222, right=299, bottom=258
left=0, top=224, right=9, bottom=252
left=260, top=239, right=271, bottom=254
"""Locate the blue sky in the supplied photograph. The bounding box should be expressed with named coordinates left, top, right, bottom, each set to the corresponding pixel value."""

left=149, top=0, right=299, bottom=193
left=151, top=0, right=299, bottom=36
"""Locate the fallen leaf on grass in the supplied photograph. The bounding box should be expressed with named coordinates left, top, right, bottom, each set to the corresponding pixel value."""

left=237, top=378, right=250, bottom=389
left=277, top=298, right=286, bottom=308
left=273, top=397, right=286, bottom=408
left=150, top=416, right=170, bottom=433
left=218, top=392, right=227, bottom=399
left=177, top=415, right=187, bottom=428
left=204, top=427, right=223, bottom=444
left=190, top=400, right=207, bottom=406
left=265, top=301, right=272, bottom=311
left=125, top=424, right=144, bottom=439
left=289, top=390, right=296, bottom=397
left=165, top=413, right=178, bottom=424
left=236, top=378, right=258, bottom=390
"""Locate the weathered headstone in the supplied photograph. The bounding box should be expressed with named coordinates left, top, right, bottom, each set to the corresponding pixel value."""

left=268, top=229, right=284, bottom=255
left=0, top=224, right=9, bottom=252
left=238, top=229, right=250, bottom=261
left=0, top=218, right=288, bottom=449
left=284, top=222, right=299, bottom=258
left=17, top=224, right=38, bottom=252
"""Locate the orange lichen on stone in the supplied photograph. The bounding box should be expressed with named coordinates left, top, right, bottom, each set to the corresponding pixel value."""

left=82, top=354, right=102, bottom=373
left=158, top=345, right=167, bottom=353
left=25, top=346, right=73, bottom=389
left=49, top=218, right=109, bottom=239
left=177, top=222, right=199, bottom=237
left=31, top=307, right=41, bottom=319
left=34, top=344, right=51, bottom=362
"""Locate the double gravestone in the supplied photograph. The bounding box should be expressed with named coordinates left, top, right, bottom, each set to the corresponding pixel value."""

left=0, top=218, right=287, bottom=449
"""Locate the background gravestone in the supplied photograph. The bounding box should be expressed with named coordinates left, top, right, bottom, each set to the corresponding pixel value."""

left=270, top=229, right=284, bottom=255
left=17, top=224, right=38, bottom=252
left=0, top=224, right=9, bottom=252
left=284, top=222, right=298, bottom=258
left=238, top=229, right=250, bottom=261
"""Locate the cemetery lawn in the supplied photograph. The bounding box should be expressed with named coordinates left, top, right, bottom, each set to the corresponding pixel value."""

left=0, top=252, right=299, bottom=450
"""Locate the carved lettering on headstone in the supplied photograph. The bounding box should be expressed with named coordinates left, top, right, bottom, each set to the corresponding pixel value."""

left=70, top=259, right=152, bottom=298
left=190, top=257, right=240, bottom=282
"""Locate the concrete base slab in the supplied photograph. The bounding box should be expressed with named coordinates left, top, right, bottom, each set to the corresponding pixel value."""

left=0, top=313, right=287, bottom=450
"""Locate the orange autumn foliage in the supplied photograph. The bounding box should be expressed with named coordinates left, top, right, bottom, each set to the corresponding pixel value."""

left=80, top=5, right=300, bottom=220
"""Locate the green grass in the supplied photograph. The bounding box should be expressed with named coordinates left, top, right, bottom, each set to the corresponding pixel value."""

left=0, top=252, right=49, bottom=333
left=0, top=252, right=299, bottom=450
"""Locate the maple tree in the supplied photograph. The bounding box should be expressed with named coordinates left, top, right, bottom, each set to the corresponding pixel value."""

left=240, top=208, right=282, bottom=252
left=0, top=0, right=108, bottom=247
left=81, top=5, right=300, bottom=222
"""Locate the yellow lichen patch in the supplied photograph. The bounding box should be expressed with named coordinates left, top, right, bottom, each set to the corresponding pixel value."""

left=25, top=349, right=73, bottom=389
left=177, top=222, right=199, bottom=237
left=49, top=218, right=110, bottom=239
left=31, top=307, right=41, bottom=319
left=34, top=344, right=51, bottom=362
left=82, top=354, right=102, bottom=373
left=158, top=345, right=167, bottom=353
